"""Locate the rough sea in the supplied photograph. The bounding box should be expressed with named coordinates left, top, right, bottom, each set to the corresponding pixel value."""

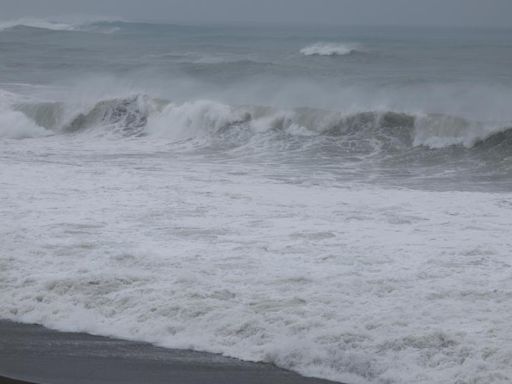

left=1, top=18, right=512, bottom=384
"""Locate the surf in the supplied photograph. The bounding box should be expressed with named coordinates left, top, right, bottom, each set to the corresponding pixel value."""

left=300, top=42, right=362, bottom=56
left=7, top=93, right=511, bottom=154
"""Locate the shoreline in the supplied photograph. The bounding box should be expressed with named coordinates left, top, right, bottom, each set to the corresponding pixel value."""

left=0, top=320, right=340, bottom=384
left=0, top=378, right=36, bottom=384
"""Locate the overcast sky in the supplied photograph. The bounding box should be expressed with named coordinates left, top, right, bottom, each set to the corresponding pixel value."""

left=2, top=0, right=511, bottom=28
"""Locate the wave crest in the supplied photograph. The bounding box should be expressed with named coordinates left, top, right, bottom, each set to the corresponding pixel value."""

left=300, top=42, right=361, bottom=56
left=0, top=18, right=74, bottom=31
left=9, top=93, right=512, bottom=161
left=0, top=17, right=122, bottom=33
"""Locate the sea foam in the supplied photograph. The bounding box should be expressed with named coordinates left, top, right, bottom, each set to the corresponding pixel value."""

left=1, top=154, right=511, bottom=384
left=0, top=18, right=75, bottom=31
left=0, top=17, right=122, bottom=33
left=300, top=42, right=361, bottom=56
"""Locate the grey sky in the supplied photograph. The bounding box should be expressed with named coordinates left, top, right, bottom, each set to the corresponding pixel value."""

left=1, top=0, right=511, bottom=28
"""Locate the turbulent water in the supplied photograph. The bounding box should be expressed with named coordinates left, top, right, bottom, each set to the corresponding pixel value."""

left=1, top=18, right=512, bottom=384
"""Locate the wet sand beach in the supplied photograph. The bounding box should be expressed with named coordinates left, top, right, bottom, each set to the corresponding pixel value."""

left=0, top=320, right=339, bottom=384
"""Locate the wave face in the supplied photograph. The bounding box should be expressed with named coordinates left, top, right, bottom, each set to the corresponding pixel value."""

left=61, top=96, right=153, bottom=136
left=9, top=94, right=509, bottom=152
left=300, top=42, right=361, bottom=56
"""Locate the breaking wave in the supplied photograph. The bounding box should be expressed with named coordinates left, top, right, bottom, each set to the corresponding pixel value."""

left=300, top=42, right=362, bottom=56
left=0, top=17, right=122, bottom=33
left=0, top=108, right=49, bottom=139
left=0, top=18, right=74, bottom=31
left=6, top=93, right=512, bottom=160
left=0, top=90, right=50, bottom=138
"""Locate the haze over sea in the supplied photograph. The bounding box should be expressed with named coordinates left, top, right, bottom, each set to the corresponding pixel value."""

left=1, top=18, right=512, bottom=384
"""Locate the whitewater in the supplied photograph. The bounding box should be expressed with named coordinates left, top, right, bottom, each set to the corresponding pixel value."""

left=1, top=19, right=512, bottom=384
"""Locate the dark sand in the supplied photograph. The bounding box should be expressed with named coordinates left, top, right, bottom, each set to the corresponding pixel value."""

left=0, top=320, right=341, bottom=384
left=0, top=377, right=36, bottom=384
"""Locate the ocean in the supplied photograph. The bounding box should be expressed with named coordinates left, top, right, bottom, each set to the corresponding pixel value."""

left=0, top=18, right=511, bottom=384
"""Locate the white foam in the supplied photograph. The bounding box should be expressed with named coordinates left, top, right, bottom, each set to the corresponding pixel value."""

left=1, top=134, right=511, bottom=384
left=0, top=91, right=49, bottom=138
left=300, top=42, right=360, bottom=56
left=0, top=18, right=75, bottom=31
left=147, top=100, right=245, bottom=139
left=0, top=17, right=123, bottom=33
left=0, top=108, right=49, bottom=138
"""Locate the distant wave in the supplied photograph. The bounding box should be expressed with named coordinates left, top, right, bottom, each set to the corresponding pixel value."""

left=300, top=42, right=361, bottom=56
left=0, top=18, right=75, bottom=31
left=145, top=52, right=262, bottom=65
left=0, top=17, right=122, bottom=33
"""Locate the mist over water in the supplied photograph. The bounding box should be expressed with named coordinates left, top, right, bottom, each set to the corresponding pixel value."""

left=1, top=18, right=512, bottom=384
